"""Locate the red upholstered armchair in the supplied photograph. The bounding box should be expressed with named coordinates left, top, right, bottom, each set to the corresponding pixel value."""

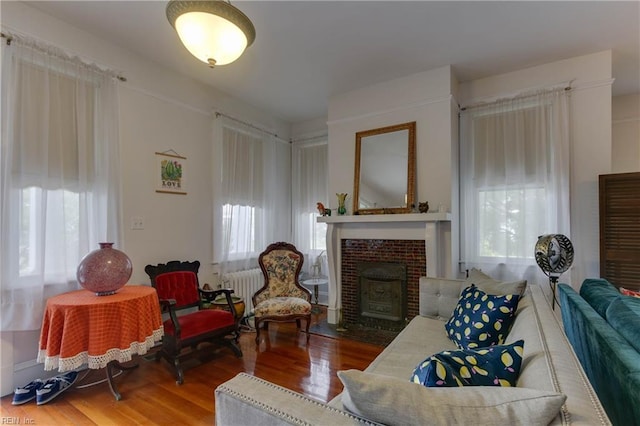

left=144, top=260, right=242, bottom=384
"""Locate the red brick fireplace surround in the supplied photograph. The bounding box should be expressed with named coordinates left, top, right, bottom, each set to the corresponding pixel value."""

left=341, top=239, right=426, bottom=325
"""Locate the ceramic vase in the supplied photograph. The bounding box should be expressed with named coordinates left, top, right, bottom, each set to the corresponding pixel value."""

left=211, top=295, right=246, bottom=320
left=77, top=242, right=132, bottom=296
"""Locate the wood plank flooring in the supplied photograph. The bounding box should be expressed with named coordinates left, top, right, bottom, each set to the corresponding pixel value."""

left=0, top=309, right=383, bottom=425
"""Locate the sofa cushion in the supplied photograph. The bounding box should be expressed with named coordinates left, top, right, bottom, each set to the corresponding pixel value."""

left=419, top=272, right=527, bottom=320
left=419, top=277, right=468, bottom=320
left=579, top=278, right=620, bottom=318
left=466, top=268, right=527, bottom=297
left=445, top=285, right=520, bottom=349
left=338, top=369, right=566, bottom=426
left=410, top=340, right=524, bottom=387
left=606, top=295, right=640, bottom=353
left=363, top=315, right=456, bottom=381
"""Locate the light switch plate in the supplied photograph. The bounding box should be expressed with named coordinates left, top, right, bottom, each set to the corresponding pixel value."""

left=131, top=216, right=144, bottom=230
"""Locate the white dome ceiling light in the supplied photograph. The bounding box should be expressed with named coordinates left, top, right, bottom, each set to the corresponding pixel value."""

left=166, top=0, right=256, bottom=68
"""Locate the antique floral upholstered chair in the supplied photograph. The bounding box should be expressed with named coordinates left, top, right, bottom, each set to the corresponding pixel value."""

left=144, top=260, right=242, bottom=384
left=252, top=242, right=312, bottom=345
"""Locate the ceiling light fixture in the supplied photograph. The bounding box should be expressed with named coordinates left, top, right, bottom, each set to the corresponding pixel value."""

left=166, top=0, right=256, bottom=68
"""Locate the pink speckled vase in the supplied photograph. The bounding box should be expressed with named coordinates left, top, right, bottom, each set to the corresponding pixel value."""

left=76, top=242, right=132, bottom=296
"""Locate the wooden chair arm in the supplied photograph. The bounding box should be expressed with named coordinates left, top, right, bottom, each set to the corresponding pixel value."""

left=159, top=298, right=177, bottom=311
left=158, top=298, right=182, bottom=337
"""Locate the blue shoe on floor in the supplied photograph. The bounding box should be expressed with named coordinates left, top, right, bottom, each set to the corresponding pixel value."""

left=12, top=379, right=45, bottom=405
left=36, top=371, right=79, bottom=405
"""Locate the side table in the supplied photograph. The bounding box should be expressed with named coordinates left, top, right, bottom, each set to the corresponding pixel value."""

left=37, top=285, right=164, bottom=400
left=302, top=278, right=328, bottom=314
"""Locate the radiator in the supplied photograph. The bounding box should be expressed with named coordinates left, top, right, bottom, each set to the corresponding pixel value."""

left=222, top=268, right=263, bottom=314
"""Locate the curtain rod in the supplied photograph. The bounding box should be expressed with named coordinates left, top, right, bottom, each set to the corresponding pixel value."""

left=292, top=133, right=328, bottom=144
left=1, top=32, right=13, bottom=45
left=1, top=30, right=127, bottom=82
left=460, top=81, right=572, bottom=111
left=214, top=111, right=291, bottom=144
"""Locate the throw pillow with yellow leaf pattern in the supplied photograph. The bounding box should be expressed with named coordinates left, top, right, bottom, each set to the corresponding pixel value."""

left=445, top=284, right=520, bottom=349
left=410, top=340, right=524, bottom=387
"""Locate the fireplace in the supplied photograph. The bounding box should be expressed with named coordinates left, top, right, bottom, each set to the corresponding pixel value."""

left=341, top=239, right=425, bottom=328
left=358, top=262, right=407, bottom=330
left=318, top=213, right=451, bottom=325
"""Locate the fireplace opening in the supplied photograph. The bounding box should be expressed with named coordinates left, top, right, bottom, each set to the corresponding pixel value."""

left=357, top=262, right=407, bottom=331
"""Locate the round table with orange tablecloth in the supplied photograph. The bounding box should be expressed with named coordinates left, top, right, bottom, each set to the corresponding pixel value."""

left=37, top=285, right=164, bottom=400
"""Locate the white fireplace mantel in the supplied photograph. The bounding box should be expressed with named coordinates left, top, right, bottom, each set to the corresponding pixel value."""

left=318, top=213, right=451, bottom=324
left=318, top=212, right=450, bottom=225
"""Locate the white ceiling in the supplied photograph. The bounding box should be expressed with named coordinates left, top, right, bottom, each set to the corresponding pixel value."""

left=25, top=1, right=640, bottom=124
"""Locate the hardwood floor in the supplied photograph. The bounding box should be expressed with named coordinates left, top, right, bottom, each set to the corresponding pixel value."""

left=0, top=309, right=383, bottom=425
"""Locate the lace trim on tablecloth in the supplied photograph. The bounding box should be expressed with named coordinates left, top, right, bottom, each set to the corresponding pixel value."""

left=38, top=327, right=164, bottom=372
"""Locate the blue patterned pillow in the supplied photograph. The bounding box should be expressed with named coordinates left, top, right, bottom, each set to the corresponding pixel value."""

left=411, top=340, right=525, bottom=387
left=445, top=284, right=520, bottom=349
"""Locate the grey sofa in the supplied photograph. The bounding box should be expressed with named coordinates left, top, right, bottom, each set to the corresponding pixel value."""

left=215, top=274, right=610, bottom=425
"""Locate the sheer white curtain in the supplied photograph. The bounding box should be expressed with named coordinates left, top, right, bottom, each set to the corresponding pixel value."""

left=459, top=88, right=570, bottom=285
left=1, top=35, right=122, bottom=330
left=212, top=119, right=291, bottom=275
left=292, top=140, right=328, bottom=276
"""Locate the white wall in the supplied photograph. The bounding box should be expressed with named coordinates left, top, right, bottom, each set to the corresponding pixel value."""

left=612, top=93, right=640, bottom=172
left=119, top=87, right=214, bottom=284
left=0, top=1, right=290, bottom=396
left=328, top=66, right=455, bottom=215
left=327, top=66, right=457, bottom=277
left=291, top=116, right=329, bottom=141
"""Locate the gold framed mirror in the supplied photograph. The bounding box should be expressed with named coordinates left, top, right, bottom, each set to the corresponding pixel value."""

left=353, top=121, right=416, bottom=215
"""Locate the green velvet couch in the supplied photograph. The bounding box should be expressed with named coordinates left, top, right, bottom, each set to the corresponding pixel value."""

left=558, top=279, right=640, bottom=426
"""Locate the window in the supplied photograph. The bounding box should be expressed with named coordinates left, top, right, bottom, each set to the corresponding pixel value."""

left=8, top=62, right=93, bottom=289
left=19, top=188, right=81, bottom=282
left=459, top=89, right=570, bottom=281
left=476, top=186, right=546, bottom=259
left=1, top=38, right=120, bottom=331
left=222, top=204, right=256, bottom=259
left=213, top=123, right=291, bottom=273
left=292, top=141, right=328, bottom=273
left=308, top=212, right=327, bottom=251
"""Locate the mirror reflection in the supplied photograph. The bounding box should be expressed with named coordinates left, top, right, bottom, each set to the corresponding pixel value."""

left=353, top=122, right=416, bottom=215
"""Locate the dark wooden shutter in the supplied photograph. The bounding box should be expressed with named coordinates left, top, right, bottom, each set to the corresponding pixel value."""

left=599, top=172, right=640, bottom=291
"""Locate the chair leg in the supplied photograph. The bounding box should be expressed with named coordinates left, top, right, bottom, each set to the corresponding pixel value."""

left=228, top=339, right=243, bottom=358
left=174, top=358, right=184, bottom=385
left=255, top=318, right=262, bottom=344
left=305, top=316, right=311, bottom=342
left=296, top=319, right=301, bottom=329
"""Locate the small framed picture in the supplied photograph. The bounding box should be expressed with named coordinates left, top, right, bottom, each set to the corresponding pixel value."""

left=155, top=151, right=187, bottom=195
